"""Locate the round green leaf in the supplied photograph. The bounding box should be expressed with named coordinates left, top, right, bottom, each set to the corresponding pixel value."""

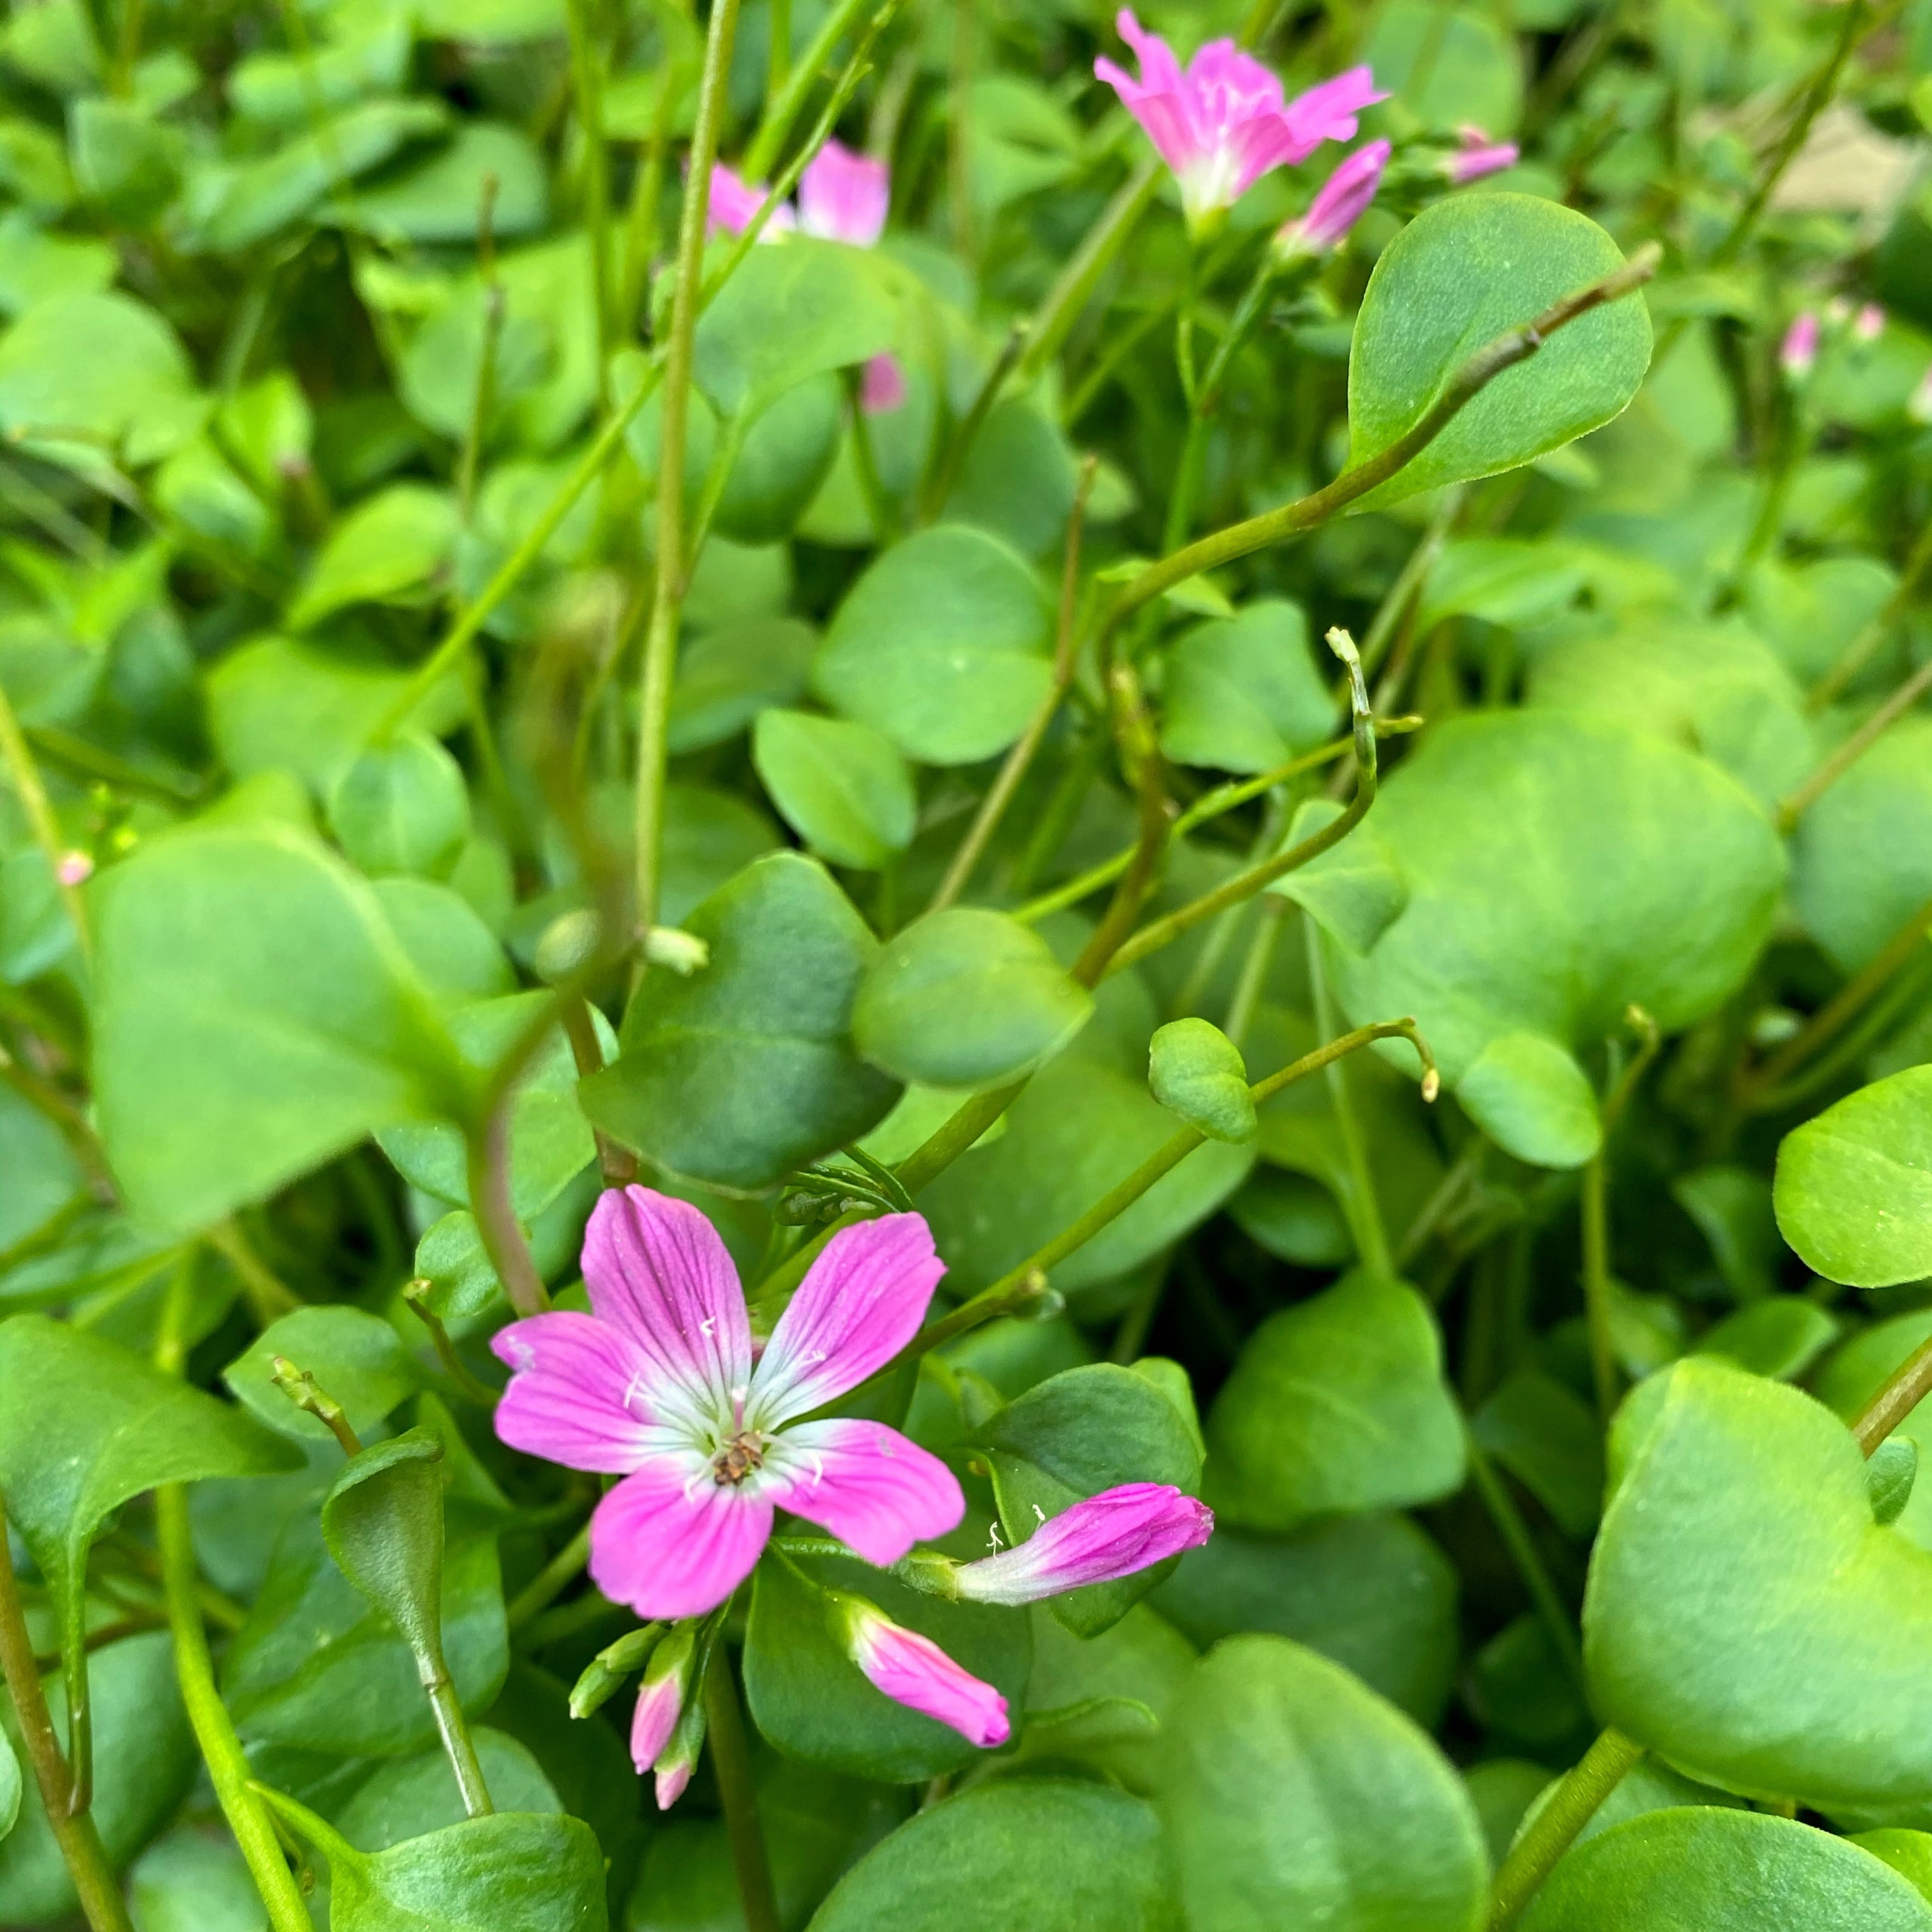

left=1347, top=193, right=1652, bottom=510
left=1584, top=1357, right=1932, bottom=1809
left=752, top=709, right=915, bottom=871
left=812, top=525, right=1053, bottom=766
left=811, top=1778, right=1171, bottom=1931
left=1204, top=1272, right=1466, bottom=1531
left=1158, top=1635, right=1489, bottom=1932
left=667, top=615, right=817, bottom=754
left=853, top=908, right=1094, bottom=1091
left=940, top=396, right=1077, bottom=560
left=1860, top=1830, right=1932, bottom=1906
left=715, top=374, right=844, bottom=544
left=223, top=1304, right=424, bottom=1444
left=1775, top=1066, right=1932, bottom=1287
left=1158, top=601, right=1333, bottom=776
left=1456, top=1031, right=1601, bottom=1168
left=329, top=731, right=472, bottom=879
left=128, top=1824, right=268, bottom=1932
left=1148, top=1017, right=1256, bottom=1143
left=580, top=852, right=900, bottom=1189
left=288, top=482, right=460, bottom=630
left=1518, top=1808, right=1932, bottom=1931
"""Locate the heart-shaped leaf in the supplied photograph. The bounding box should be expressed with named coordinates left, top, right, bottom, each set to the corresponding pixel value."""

left=1347, top=192, right=1652, bottom=509
left=288, top=483, right=459, bottom=629
left=1585, top=1357, right=1932, bottom=1808
left=1158, top=1635, right=1489, bottom=1932
left=224, top=1305, right=424, bottom=1444
left=1157, top=600, right=1333, bottom=775
left=1148, top=1018, right=1255, bottom=1143
left=752, top=708, right=915, bottom=870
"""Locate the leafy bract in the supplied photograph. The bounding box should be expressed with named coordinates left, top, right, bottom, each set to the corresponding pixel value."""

left=1348, top=193, right=1653, bottom=509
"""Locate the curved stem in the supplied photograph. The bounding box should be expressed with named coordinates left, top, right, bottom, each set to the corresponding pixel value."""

left=1580, top=1156, right=1617, bottom=1426
left=1487, top=1727, right=1646, bottom=1930
left=1777, top=654, right=1932, bottom=832
left=0, top=678, right=90, bottom=968
left=506, top=1522, right=592, bottom=1633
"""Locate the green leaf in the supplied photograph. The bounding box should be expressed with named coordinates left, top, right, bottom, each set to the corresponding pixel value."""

left=810, top=1778, right=1171, bottom=1931
left=1158, top=1635, right=1489, bottom=1932
left=1584, top=1357, right=1932, bottom=1808
left=1416, top=537, right=1588, bottom=632
left=1267, top=803, right=1409, bottom=956
left=694, top=238, right=895, bottom=419
left=1694, top=1297, right=1838, bottom=1382
left=1518, top=1809, right=1932, bottom=1931
left=1456, top=1031, right=1601, bottom=1168
left=69, top=97, right=181, bottom=227
left=1347, top=193, right=1652, bottom=509
left=715, top=374, right=844, bottom=545
left=128, top=1824, right=267, bottom=1932
left=582, top=852, right=900, bottom=1189
left=0, top=1634, right=195, bottom=1925
left=224, top=1305, right=424, bottom=1444
left=0, top=1316, right=297, bottom=1804
left=1860, top=1829, right=1932, bottom=1905
left=329, top=731, right=472, bottom=879
left=341, top=121, right=550, bottom=245
left=668, top=615, right=817, bottom=753
left=1331, top=712, right=1784, bottom=1168
left=978, top=1361, right=1204, bottom=1635
left=1158, top=601, right=1333, bottom=775
left=0, top=1728, right=17, bottom=1845
left=1204, top=1272, right=1466, bottom=1531
left=259, top=1787, right=608, bottom=1932
left=743, top=1549, right=1031, bottom=1783
left=752, top=709, right=915, bottom=870
left=1774, top=1067, right=1932, bottom=1287
left=1472, top=1370, right=1604, bottom=1537
left=1021, top=1604, right=1194, bottom=1792
left=335, top=1729, right=561, bottom=1847
left=1153, top=1515, right=1460, bottom=1726
left=288, top=483, right=459, bottom=629
left=1871, top=1438, right=1919, bottom=1529
left=91, top=820, right=466, bottom=1232
left=940, top=396, right=1077, bottom=560
left=813, top=525, right=1053, bottom=766
left=1147, top=1017, right=1255, bottom=1143
left=854, top=909, right=1094, bottom=1092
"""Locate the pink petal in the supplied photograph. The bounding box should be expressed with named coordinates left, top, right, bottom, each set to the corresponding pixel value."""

left=1114, top=8, right=1186, bottom=95
left=1187, top=38, right=1285, bottom=118
left=952, top=1483, right=1213, bottom=1604
left=589, top=1456, right=772, bottom=1620
left=860, top=352, right=907, bottom=414
left=491, top=1312, right=654, bottom=1473
left=629, top=1672, right=682, bottom=1774
left=706, top=162, right=768, bottom=237
left=583, top=1186, right=752, bottom=1432
left=849, top=1607, right=1009, bottom=1746
left=1094, top=63, right=1202, bottom=177
left=750, top=1213, right=946, bottom=1423
left=1281, top=65, right=1387, bottom=162
left=798, top=138, right=890, bottom=247
left=655, top=1761, right=694, bottom=1809
left=761, top=1418, right=964, bottom=1565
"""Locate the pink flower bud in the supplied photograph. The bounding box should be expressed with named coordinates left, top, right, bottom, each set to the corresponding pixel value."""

left=860, top=352, right=908, bottom=414
left=798, top=139, right=890, bottom=248
left=1780, top=311, right=1820, bottom=380
left=627, top=1623, right=700, bottom=1804
left=949, top=1484, right=1214, bottom=1606
left=1274, top=139, right=1391, bottom=260
left=55, top=851, right=93, bottom=888
left=1444, top=125, right=1518, bottom=184
left=839, top=1598, right=1009, bottom=1746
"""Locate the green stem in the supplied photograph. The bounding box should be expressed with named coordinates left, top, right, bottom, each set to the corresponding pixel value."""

left=1306, top=919, right=1390, bottom=1275
left=1014, top=160, right=1162, bottom=387
left=767, top=0, right=792, bottom=102
left=0, top=676, right=90, bottom=968
left=1580, top=1156, right=1617, bottom=1425
left=704, top=1650, right=781, bottom=1932
left=1777, top=654, right=1932, bottom=833
left=1486, top=1727, right=1647, bottom=1930
left=946, top=0, right=975, bottom=258
left=0, top=1505, right=134, bottom=1932
left=1854, top=1330, right=1932, bottom=1454
left=425, top=1667, right=494, bottom=1817
left=465, top=1116, right=549, bottom=1320
left=635, top=0, right=743, bottom=940
left=156, top=1487, right=312, bottom=1932
left=744, top=0, right=874, bottom=178
left=1808, top=515, right=1932, bottom=709
left=1465, top=1433, right=1587, bottom=1697
left=506, top=1523, right=592, bottom=1632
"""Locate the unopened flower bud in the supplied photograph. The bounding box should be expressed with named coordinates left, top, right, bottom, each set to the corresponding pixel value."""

left=948, top=1484, right=1212, bottom=1607
left=1274, top=140, right=1392, bottom=263
left=834, top=1594, right=1009, bottom=1746
left=1780, top=311, right=1820, bottom=380
left=570, top=1623, right=663, bottom=1720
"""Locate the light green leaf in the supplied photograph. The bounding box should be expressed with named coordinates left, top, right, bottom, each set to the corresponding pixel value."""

left=715, top=374, right=844, bottom=545
left=667, top=615, right=817, bottom=753
left=1457, top=1031, right=1601, bottom=1168
left=329, top=730, right=472, bottom=879
left=1148, top=1017, right=1255, bottom=1143
left=224, top=1305, right=424, bottom=1444
left=288, top=483, right=459, bottom=629
left=753, top=709, right=915, bottom=870
left=340, top=121, right=549, bottom=245
left=1158, top=601, right=1333, bottom=775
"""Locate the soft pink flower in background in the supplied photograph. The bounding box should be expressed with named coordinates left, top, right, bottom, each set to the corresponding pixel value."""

left=1096, top=8, right=1383, bottom=230
left=1780, top=310, right=1820, bottom=379
left=493, top=1187, right=962, bottom=1622
left=1274, top=138, right=1391, bottom=259
left=949, top=1484, right=1214, bottom=1605
left=1856, top=301, right=1886, bottom=342
left=1446, top=124, right=1518, bottom=184
left=799, top=139, right=890, bottom=246
left=55, top=850, right=93, bottom=887
left=706, top=162, right=792, bottom=238
left=841, top=1599, right=1011, bottom=1746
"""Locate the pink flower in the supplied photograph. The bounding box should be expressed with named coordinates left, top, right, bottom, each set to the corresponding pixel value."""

left=799, top=139, right=890, bottom=247
left=840, top=1598, right=1010, bottom=1746
left=949, top=1484, right=1213, bottom=1605
left=629, top=1628, right=692, bottom=1778
left=492, top=1186, right=964, bottom=1622
left=1445, top=125, right=1518, bottom=184
left=1095, top=9, right=1383, bottom=232
left=1780, top=311, right=1820, bottom=380
left=1856, top=302, right=1886, bottom=343
left=706, top=162, right=794, bottom=240
left=55, top=850, right=93, bottom=887
left=1275, top=139, right=1390, bottom=260
left=860, top=352, right=907, bottom=414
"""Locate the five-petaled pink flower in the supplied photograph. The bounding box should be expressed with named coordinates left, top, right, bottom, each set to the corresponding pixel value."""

left=1446, top=124, right=1518, bottom=185
left=948, top=1483, right=1213, bottom=1605
left=492, top=1186, right=964, bottom=1622
left=1275, top=139, right=1390, bottom=260
left=1095, top=8, right=1383, bottom=232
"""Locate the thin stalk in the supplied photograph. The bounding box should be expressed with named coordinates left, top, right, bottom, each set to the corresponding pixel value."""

left=768, top=0, right=792, bottom=102
left=1486, top=1728, right=1647, bottom=1930
left=1808, top=515, right=1932, bottom=709
left=564, top=0, right=614, bottom=408
left=402, top=1284, right=502, bottom=1408
left=705, top=1651, right=781, bottom=1932
left=619, top=70, right=675, bottom=333
left=744, top=0, right=875, bottom=178
left=0, top=678, right=90, bottom=967
left=921, top=322, right=1027, bottom=520
left=207, top=1218, right=301, bottom=1324
left=426, top=1666, right=493, bottom=1817
left=1014, top=160, right=1162, bottom=386
left=1094, top=245, right=1662, bottom=654
left=1361, top=487, right=1463, bottom=683
left=1580, top=1157, right=1617, bottom=1425
left=0, top=1506, right=134, bottom=1932
left=1465, top=1433, right=1587, bottom=1697
left=1223, top=895, right=1284, bottom=1048
left=455, top=176, right=504, bottom=521
left=1306, top=918, right=1390, bottom=1275
left=466, top=1114, right=548, bottom=1320
left=1071, top=663, right=1171, bottom=986
left=927, top=456, right=1097, bottom=912
left=559, top=993, right=638, bottom=1183
left=1854, top=1330, right=1932, bottom=1454
left=635, top=0, right=745, bottom=939
left=1777, top=654, right=1932, bottom=832
left=506, top=1523, right=593, bottom=1632
left=946, top=0, right=975, bottom=259
left=845, top=372, right=897, bottom=542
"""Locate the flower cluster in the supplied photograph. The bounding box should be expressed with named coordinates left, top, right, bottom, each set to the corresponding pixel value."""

left=493, top=1186, right=1211, bottom=1803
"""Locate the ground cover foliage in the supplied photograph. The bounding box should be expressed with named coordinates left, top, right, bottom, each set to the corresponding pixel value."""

left=6, top=0, right=1932, bottom=1927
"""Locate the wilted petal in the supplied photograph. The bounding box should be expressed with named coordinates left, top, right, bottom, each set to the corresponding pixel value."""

left=583, top=1186, right=753, bottom=1433
left=951, top=1483, right=1213, bottom=1605
left=751, top=1212, right=945, bottom=1423
left=798, top=139, right=890, bottom=246
left=844, top=1601, right=1009, bottom=1746
left=589, top=1453, right=772, bottom=1620
left=761, top=1418, right=964, bottom=1565
left=491, top=1311, right=654, bottom=1473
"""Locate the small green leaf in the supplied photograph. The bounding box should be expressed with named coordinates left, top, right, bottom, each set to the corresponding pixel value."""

left=1204, top=1272, right=1466, bottom=1531
left=322, top=1429, right=450, bottom=1687
left=752, top=709, right=915, bottom=870
left=854, top=909, right=1094, bottom=1092
left=669, top=615, right=817, bottom=752
left=1148, top=1018, right=1255, bottom=1143
left=1347, top=192, right=1652, bottom=509
left=714, top=374, right=844, bottom=544
left=288, top=483, right=459, bottom=629
left=1456, top=1031, right=1601, bottom=1169
left=1269, top=801, right=1409, bottom=955
left=224, top=1305, right=424, bottom=1444
left=1694, top=1297, right=1838, bottom=1383
left=1158, top=600, right=1333, bottom=775
left=1871, top=1438, right=1919, bottom=1529
left=1472, top=1369, right=1604, bottom=1537
left=329, top=731, right=472, bottom=879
